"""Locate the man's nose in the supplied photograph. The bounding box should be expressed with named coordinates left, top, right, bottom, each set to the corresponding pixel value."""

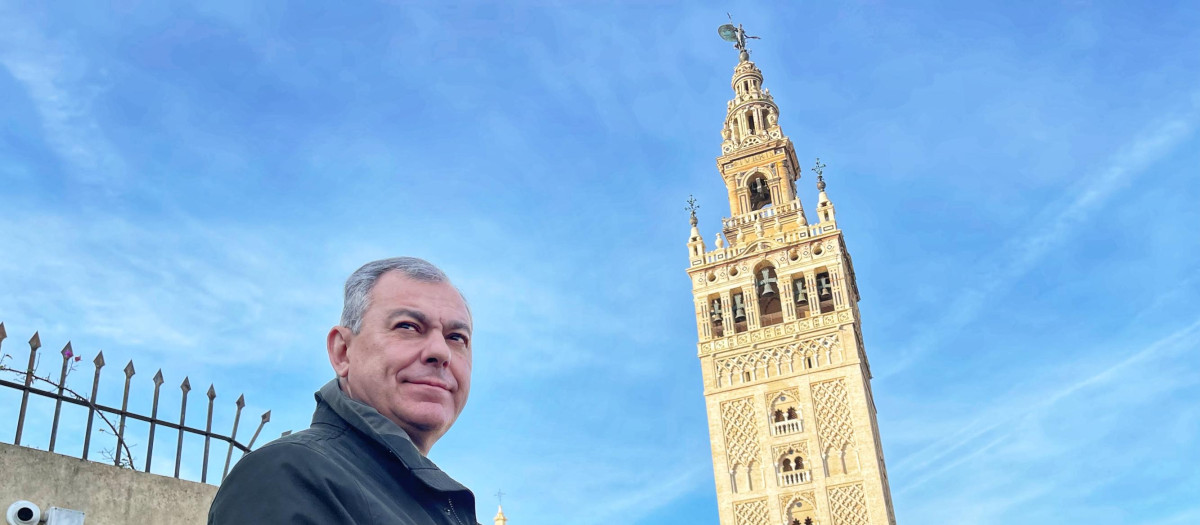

left=421, top=335, right=452, bottom=368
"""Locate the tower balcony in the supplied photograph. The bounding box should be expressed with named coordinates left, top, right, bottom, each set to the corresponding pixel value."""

left=722, top=199, right=804, bottom=231
left=778, top=469, right=812, bottom=487
left=771, top=419, right=803, bottom=436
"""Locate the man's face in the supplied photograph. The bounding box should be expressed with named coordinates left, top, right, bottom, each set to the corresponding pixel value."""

left=333, top=272, right=472, bottom=451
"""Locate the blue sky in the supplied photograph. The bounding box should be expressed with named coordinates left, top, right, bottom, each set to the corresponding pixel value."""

left=1, top=1, right=1198, bottom=523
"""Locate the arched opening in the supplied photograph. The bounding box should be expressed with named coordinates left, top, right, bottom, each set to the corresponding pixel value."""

left=786, top=498, right=818, bottom=525
left=732, top=291, right=748, bottom=333
left=769, top=394, right=802, bottom=436
left=708, top=295, right=725, bottom=338
left=815, top=269, right=834, bottom=313
left=792, top=276, right=811, bottom=318
left=755, top=265, right=782, bottom=327
left=778, top=449, right=810, bottom=486
left=747, top=175, right=772, bottom=211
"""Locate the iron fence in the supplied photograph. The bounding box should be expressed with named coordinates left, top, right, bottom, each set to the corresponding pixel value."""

left=0, top=322, right=272, bottom=484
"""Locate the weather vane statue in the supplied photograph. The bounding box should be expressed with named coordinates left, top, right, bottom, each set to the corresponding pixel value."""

left=717, top=14, right=760, bottom=59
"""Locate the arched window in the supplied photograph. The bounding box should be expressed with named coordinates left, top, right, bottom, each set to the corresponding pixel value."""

left=816, top=270, right=834, bottom=313
left=793, top=277, right=810, bottom=318
left=747, top=175, right=771, bottom=210
left=756, top=265, right=782, bottom=327
left=709, top=296, right=725, bottom=338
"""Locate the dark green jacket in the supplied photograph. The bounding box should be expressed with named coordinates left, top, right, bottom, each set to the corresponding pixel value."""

left=208, top=380, right=477, bottom=525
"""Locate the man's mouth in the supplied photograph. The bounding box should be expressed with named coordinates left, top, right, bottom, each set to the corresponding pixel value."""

left=406, top=378, right=451, bottom=391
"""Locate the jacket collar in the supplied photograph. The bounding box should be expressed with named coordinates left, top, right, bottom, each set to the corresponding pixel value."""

left=313, top=379, right=470, bottom=494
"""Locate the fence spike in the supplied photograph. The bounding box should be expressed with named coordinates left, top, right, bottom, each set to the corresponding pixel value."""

left=48, top=342, right=72, bottom=452
left=174, top=376, right=191, bottom=479
left=14, top=331, right=41, bottom=445
left=115, top=360, right=136, bottom=467
left=146, top=369, right=165, bottom=473
left=245, top=410, right=271, bottom=452
left=221, top=394, right=247, bottom=480
left=82, top=352, right=104, bottom=460
left=201, top=384, right=216, bottom=483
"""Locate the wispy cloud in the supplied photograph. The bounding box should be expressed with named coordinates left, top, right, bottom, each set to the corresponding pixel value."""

left=891, top=316, right=1200, bottom=521
left=880, top=100, right=1200, bottom=378
left=0, top=5, right=126, bottom=189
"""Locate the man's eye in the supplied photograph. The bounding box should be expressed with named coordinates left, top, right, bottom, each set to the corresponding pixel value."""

left=448, top=333, right=468, bottom=344
left=395, top=322, right=419, bottom=331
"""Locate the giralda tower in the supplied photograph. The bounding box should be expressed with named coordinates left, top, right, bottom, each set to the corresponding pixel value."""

left=685, top=23, right=897, bottom=525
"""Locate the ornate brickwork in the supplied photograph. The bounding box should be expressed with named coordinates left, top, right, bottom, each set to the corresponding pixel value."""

left=733, top=498, right=770, bottom=525
left=771, top=440, right=810, bottom=461
left=715, top=334, right=841, bottom=386
left=697, top=311, right=853, bottom=355
left=721, top=397, right=762, bottom=468
left=811, top=378, right=856, bottom=451
left=828, top=484, right=868, bottom=525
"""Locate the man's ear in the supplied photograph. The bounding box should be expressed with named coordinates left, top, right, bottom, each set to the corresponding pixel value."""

left=326, top=325, right=353, bottom=378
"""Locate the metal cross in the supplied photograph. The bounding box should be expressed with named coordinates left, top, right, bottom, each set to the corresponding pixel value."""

left=685, top=195, right=699, bottom=216
left=495, top=489, right=506, bottom=506
left=813, top=158, right=826, bottom=178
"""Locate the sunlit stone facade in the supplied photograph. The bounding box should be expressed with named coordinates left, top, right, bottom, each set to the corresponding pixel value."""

left=685, top=49, right=897, bottom=525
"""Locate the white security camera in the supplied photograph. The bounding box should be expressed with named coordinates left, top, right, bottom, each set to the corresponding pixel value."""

left=5, top=501, right=40, bottom=525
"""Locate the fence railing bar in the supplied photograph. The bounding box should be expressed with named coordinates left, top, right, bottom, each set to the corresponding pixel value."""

left=82, top=352, right=105, bottom=460
left=115, top=361, right=135, bottom=467
left=221, top=394, right=245, bottom=481
left=146, top=369, right=164, bottom=473
left=1, top=325, right=271, bottom=485
left=201, top=384, right=216, bottom=483
left=0, top=378, right=248, bottom=450
left=14, top=332, right=41, bottom=446
left=48, top=342, right=72, bottom=452
left=175, top=377, right=191, bottom=479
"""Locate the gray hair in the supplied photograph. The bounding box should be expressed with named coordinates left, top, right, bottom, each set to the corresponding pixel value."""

left=340, top=257, right=464, bottom=334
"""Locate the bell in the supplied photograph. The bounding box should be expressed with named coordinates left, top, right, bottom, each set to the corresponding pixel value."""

left=818, top=274, right=832, bottom=298
left=733, top=294, right=747, bottom=322
left=710, top=299, right=723, bottom=322
left=794, top=280, right=808, bottom=304
left=758, top=269, right=777, bottom=296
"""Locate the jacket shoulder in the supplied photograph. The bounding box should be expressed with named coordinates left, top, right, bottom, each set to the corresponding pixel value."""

left=208, top=435, right=370, bottom=524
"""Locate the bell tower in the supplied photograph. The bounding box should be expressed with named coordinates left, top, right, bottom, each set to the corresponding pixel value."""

left=685, top=22, right=897, bottom=525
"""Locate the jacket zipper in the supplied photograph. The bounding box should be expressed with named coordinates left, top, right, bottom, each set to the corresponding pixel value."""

left=446, top=497, right=466, bottom=525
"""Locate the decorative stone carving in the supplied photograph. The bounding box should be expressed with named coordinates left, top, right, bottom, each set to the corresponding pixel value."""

left=828, top=483, right=869, bottom=525
left=721, top=397, right=762, bottom=469
left=715, top=334, right=842, bottom=387
left=812, top=378, right=857, bottom=453
left=734, top=498, right=770, bottom=525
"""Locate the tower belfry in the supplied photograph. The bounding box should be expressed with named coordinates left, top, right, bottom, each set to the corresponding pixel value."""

left=686, top=22, right=897, bottom=525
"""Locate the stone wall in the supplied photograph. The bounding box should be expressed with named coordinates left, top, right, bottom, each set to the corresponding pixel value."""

left=0, top=442, right=216, bottom=525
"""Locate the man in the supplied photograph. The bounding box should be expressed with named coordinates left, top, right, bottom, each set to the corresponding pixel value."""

left=209, top=257, right=478, bottom=524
